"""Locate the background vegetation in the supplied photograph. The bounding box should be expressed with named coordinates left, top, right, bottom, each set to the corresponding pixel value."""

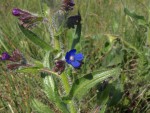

left=0, top=0, right=150, bottom=113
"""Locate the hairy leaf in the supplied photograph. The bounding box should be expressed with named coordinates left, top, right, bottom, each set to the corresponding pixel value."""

left=32, top=99, right=54, bottom=113
left=19, top=25, right=52, bottom=51
left=43, top=51, right=69, bottom=113
left=67, top=68, right=120, bottom=100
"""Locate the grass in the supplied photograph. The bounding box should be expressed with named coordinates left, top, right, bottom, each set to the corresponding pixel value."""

left=0, top=0, right=150, bottom=113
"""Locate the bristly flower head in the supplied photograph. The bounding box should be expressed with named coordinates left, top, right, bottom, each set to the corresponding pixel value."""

left=61, top=0, right=75, bottom=11
left=12, top=8, right=44, bottom=28
left=0, top=52, right=11, bottom=60
left=65, top=49, right=84, bottom=68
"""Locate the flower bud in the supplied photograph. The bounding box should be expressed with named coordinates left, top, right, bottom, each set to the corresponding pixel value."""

left=12, top=8, right=23, bottom=16
left=12, top=8, right=44, bottom=29
left=9, top=49, right=22, bottom=62
left=61, top=0, right=75, bottom=11
left=53, top=60, right=65, bottom=74
left=0, top=52, right=11, bottom=60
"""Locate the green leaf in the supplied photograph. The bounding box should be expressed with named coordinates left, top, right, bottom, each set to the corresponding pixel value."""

left=32, top=99, right=54, bottom=113
left=124, top=8, right=145, bottom=20
left=43, top=51, right=58, bottom=102
left=43, top=51, right=51, bottom=68
left=97, top=87, right=109, bottom=113
left=71, top=11, right=82, bottom=49
left=19, top=25, right=52, bottom=51
left=17, top=67, right=41, bottom=73
left=146, top=27, right=150, bottom=46
left=43, top=51, right=69, bottom=113
left=43, top=76, right=56, bottom=102
left=17, top=60, right=43, bottom=73
left=43, top=76, right=70, bottom=113
left=67, top=68, right=120, bottom=100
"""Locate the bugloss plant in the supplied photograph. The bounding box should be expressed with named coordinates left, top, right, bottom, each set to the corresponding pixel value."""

left=1, top=0, right=121, bottom=113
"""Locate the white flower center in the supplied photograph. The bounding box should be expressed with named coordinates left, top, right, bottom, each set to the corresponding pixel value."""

left=70, top=56, right=74, bottom=61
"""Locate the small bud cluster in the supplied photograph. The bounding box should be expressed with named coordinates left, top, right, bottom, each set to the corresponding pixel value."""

left=0, top=50, right=28, bottom=70
left=12, top=8, right=44, bottom=29
left=61, top=0, right=75, bottom=11
left=53, top=60, right=65, bottom=74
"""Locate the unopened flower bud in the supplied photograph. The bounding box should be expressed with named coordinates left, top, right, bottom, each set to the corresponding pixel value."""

left=61, top=0, right=75, bottom=11
left=9, top=49, right=22, bottom=62
left=12, top=8, right=44, bottom=29
left=53, top=60, right=65, bottom=74
left=0, top=52, right=11, bottom=60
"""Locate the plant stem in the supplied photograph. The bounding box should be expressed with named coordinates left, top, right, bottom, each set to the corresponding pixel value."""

left=54, top=36, right=60, bottom=50
left=39, top=68, right=60, bottom=77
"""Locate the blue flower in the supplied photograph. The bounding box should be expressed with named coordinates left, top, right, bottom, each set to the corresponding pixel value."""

left=0, top=52, right=11, bottom=60
left=65, top=49, right=84, bottom=68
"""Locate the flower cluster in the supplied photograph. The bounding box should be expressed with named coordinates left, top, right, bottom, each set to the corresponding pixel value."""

left=0, top=50, right=28, bottom=70
left=9, top=0, right=84, bottom=74
left=52, top=49, right=84, bottom=74
left=53, top=60, right=65, bottom=74
left=12, top=8, right=44, bottom=28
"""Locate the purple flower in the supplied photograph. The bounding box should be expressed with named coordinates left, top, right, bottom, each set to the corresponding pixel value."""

left=12, top=8, right=44, bottom=29
left=0, top=52, right=11, bottom=60
left=12, top=8, right=23, bottom=16
left=62, top=0, right=75, bottom=11
left=65, top=49, right=84, bottom=68
left=1, top=50, right=24, bottom=62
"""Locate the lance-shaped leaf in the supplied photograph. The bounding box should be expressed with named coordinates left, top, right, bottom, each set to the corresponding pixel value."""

left=17, top=60, right=44, bottom=73
left=66, top=68, right=121, bottom=100
left=71, top=11, right=82, bottom=49
left=19, top=25, right=52, bottom=51
left=32, top=99, right=54, bottom=113
left=42, top=51, right=69, bottom=113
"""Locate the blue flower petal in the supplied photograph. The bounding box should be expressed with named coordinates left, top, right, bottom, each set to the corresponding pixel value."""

left=71, top=60, right=81, bottom=68
left=66, top=59, right=71, bottom=64
left=65, top=51, right=70, bottom=60
left=74, top=53, right=84, bottom=61
left=65, top=49, right=76, bottom=60
left=69, top=49, right=76, bottom=55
